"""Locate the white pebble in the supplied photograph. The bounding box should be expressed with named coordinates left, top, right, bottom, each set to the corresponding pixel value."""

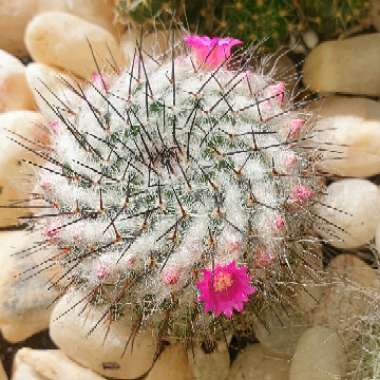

left=313, top=179, right=380, bottom=249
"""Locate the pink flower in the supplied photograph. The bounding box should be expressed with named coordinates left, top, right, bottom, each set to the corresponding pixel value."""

left=291, top=184, right=316, bottom=205
left=184, top=35, right=242, bottom=69
left=91, top=72, right=109, bottom=92
left=48, top=120, right=60, bottom=132
left=44, top=223, right=59, bottom=239
left=196, top=261, right=256, bottom=318
left=96, top=264, right=110, bottom=280
left=288, top=118, right=305, bottom=139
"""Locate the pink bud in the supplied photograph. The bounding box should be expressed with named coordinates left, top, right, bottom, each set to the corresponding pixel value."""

left=289, top=118, right=305, bottom=139
left=96, top=264, right=110, bottom=280
left=125, top=254, right=137, bottom=269
left=284, top=154, right=298, bottom=169
left=48, top=121, right=60, bottom=132
left=267, top=82, right=285, bottom=104
left=40, top=180, right=52, bottom=191
left=45, top=223, right=58, bottom=238
left=254, top=249, right=275, bottom=269
left=162, top=268, right=180, bottom=285
left=274, top=215, right=286, bottom=231
left=291, top=184, right=315, bottom=205
left=91, top=72, right=109, bottom=92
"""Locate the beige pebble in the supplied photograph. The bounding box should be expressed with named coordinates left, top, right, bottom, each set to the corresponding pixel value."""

left=0, top=0, right=118, bottom=57
left=187, top=340, right=230, bottom=380
left=50, top=291, right=157, bottom=379
left=313, top=255, right=378, bottom=340
left=146, top=344, right=194, bottom=380
left=289, top=327, right=346, bottom=380
left=303, top=33, right=380, bottom=96
left=313, top=179, right=380, bottom=249
left=12, top=361, right=42, bottom=380
left=0, top=111, right=47, bottom=227
left=13, top=348, right=106, bottom=380
left=309, top=96, right=380, bottom=177
left=0, top=49, right=35, bottom=111
left=25, top=12, right=125, bottom=80
left=227, top=343, right=288, bottom=380
left=0, top=230, right=59, bottom=342
left=25, top=62, right=78, bottom=120
left=253, top=308, right=310, bottom=358
left=36, top=0, right=118, bottom=36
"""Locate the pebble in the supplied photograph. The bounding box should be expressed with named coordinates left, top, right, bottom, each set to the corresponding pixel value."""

left=303, top=33, right=380, bottom=96
left=25, top=63, right=77, bottom=120
left=309, top=96, right=380, bottom=177
left=0, top=111, right=47, bottom=227
left=0, top=49, right=35, bottom=112
left=0, top=231, right=59, bottom=342
left=187, top=340, right=230, bottom=380
left=313, top=179, right=380, bottom=249
left=36, top=0, right=118, bottom=36
left=252, top=308, right=310, bottom=358
left=0, top=0, right=117, bottom=57
left=302, top=29, right=319, bottom=49
left=376, top=223, right=380, bottom=253
left=12, top=348, right=106, bottom=380
left=227, top=344, right=289, bottom=380
left=145, top=344, right=193, bottom=380
left=290, top=327, right=346, bottom=380
left=313, top=255, right=378, bottom=340
left=25, top=12, right=125, bottom=80
left=50, top=291, right=158, bottom=379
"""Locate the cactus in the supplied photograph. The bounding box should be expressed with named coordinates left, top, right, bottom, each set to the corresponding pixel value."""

left=15, top=33, right=328, bottom=346
left=115, top=0, right=371, bottom=50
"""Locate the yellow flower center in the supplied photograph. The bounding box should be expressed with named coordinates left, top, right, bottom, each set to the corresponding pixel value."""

left=214, top=272, right=234, bottom=292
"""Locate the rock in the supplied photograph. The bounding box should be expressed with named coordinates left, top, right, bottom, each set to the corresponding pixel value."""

left=376, top=223, right=380, bottom=253
left=121, top=29, right=183, bottom=63
left=313, top=255, right=378, bottom=340
left=50, top=291, right=158, bottom=379
left=0, top=49, right=35, bottom=112
left=0, top=111, right=47, bottom=227
left=12, top=348, right=106, bottom=380
left=371, top=0, right=380, bottom=31
left=187, top=341, right=230, bottom=380
left=12, top=360, right=42, bottom=380
left=289, top=327, right=346, bottom=380
left=309, top=96, right=380, bottom=177
left=0, top=230, right=59, bottom=342
left=0, top=0, right=118, bottom=57
left=36, top=0, right=118, bottom=36
left=25, top=12, right=125, bottom=80
left=252, top=308, right=310, bottom=358
left=146, top=344, right=194, bottom=380
left=227, top=344, right=289, bottom=380
left=25, top=63, right=78, bottom=120
left=303, top=33, right=380, bottom=96
left=313, top=179, right=380, bottom=249
left=302, top=29, right=319, bottom=49
left=0, top=0, right=38, bottom=57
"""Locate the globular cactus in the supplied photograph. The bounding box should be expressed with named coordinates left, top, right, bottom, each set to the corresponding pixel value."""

left=115, top=0, right=371, bottom=50
left=16, top=32, right=327, bottom=345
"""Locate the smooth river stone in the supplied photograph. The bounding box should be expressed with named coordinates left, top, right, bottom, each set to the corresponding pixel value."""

left=227, top=344, right=289, bottom=380
left=50, top=291, right=158, bottom=379
left=289, top=327, right=346, bottom=380
left=0, top=230, right=59, bottom=342
left=25, top=12, right=125, bottom=80
left=309, top=96, right=380, bottom=177
left=0, top=49, right=35, bottom=112
left=0, top=111, right=47, bottom=227
left=313, top=179, right=380, bottom=249
left=303, top=33, right=380, bottom=96
left=12, top=348, right=106, bottom=380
